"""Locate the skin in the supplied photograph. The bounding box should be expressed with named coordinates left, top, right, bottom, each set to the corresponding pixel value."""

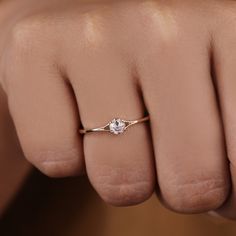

left=1, top=0, right=236, bottom=220
left=0, top=87, right=30, bottom=216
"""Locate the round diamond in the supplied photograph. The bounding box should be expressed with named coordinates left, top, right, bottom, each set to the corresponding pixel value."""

left=109, top=119, right=126, bottom=135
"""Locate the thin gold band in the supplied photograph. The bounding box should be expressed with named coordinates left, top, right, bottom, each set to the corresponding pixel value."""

left=79, top=116, right=150, bottom=135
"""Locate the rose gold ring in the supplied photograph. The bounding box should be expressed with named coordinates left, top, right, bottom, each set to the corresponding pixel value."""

left=79, top=116, right=150, bottom=135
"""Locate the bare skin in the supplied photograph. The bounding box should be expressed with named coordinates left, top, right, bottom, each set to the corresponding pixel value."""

left=1, top=0, right=236, bottom=220
left=0, top=87, right=30, bottom=216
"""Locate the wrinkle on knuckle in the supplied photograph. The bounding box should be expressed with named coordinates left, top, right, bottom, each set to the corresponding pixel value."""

left=92, top=166, right=154, bottom=206
left=27, top=147, right=82, bottom=178
left=101, top=181, right=152, bottom=206
left=162, top=174, right=229, bottom=213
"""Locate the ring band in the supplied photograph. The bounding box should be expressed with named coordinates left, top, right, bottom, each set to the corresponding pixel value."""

left=79, top=116, right=150, bottom=135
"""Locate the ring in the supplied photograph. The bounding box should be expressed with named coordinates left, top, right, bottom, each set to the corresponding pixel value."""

left=79, top=116, right=150, bottom=135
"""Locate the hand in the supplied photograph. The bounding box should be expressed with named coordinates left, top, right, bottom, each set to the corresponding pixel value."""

left=1, top=0, right=236, bottom=220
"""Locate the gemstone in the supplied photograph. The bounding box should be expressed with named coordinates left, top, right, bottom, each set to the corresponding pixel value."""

left=109, top=118, right=126, bottom=135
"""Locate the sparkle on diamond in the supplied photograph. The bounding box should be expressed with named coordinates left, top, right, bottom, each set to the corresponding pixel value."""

left=109, top=119, right=126, bottom=135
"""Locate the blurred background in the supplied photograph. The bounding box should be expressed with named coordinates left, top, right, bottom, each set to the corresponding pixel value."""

left=1, top=85, right=236, bottom=236
left=1, top=171, right=236, bottom=236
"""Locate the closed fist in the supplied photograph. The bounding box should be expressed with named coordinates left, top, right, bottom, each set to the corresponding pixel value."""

left=1, top=0, right=236, bottom=220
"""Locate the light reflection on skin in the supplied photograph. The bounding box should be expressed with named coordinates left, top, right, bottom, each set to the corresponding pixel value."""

left=139, top=1, right=179, bottom=43
left=82, top=12, right=106, bottom=47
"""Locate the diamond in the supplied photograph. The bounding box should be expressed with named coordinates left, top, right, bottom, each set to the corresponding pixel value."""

left=109, top=118, right=126, bottom=135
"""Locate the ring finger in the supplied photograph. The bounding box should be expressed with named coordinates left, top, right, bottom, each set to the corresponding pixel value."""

left=67, top=37, right=155, bottom=206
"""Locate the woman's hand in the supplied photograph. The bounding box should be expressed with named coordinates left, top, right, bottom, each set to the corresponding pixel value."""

left=1, top=0, right=236, bottom=220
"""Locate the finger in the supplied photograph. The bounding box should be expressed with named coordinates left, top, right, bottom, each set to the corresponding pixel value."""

left=211, top=19, right=236, bottom=220
left=67, top=35, right=155, bottom=206
left=136, top=22, right=229, bottom=213
left=4, top=22, right=84, bottom=177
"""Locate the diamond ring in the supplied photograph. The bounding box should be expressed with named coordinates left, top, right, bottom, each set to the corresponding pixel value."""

left=79, top=116, right=150, bottom=135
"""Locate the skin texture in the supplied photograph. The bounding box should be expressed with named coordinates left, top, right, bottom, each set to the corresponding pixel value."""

left=1, top=0, right=236, bottom=220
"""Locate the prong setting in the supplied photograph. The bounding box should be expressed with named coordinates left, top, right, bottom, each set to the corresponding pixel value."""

left=79, top=116, right=149, bottom=135
left=109, top=118, right=126, bottom=135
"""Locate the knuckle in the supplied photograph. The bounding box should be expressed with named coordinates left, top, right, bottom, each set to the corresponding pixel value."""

left=93, top=167, right=154, bottom=206
left=136, top=1, right=180, bottom=46
left=100, top=181, right=153, bottom=206
left=72, top=11, right=109, bottom=52
left=4, top=15, right=56, bottom=92
left=8, top=15, right=56, bottom=60
left=39, top=159, right=79, bottom=178
left=213, top=4, right=236, bottom=45
left=27, top=148, right=83, bottom=178
left=161, top=175, right=229, bottom=213
left=10, top=18, right=43, bottom=53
